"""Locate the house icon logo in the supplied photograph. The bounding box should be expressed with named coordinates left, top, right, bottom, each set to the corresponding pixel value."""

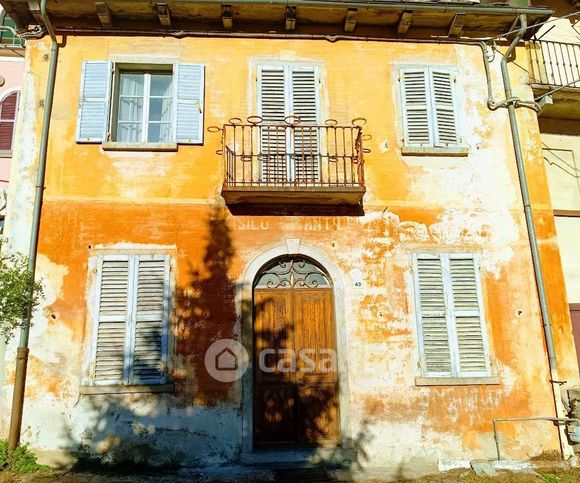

left=216, top=347, right=238, bottom=371
left=205, top=339, right=249, bottom=383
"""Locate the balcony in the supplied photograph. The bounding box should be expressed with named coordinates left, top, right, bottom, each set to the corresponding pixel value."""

left=214, top=117, right=367, bottom=207
left=528, top=40, right=580, bottom=120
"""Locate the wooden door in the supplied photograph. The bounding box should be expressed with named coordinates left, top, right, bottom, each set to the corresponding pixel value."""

left=253, top=286, right=340, bottom=447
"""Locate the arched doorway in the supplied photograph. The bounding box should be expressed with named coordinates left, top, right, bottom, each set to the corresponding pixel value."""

left=253, top=256, right=341, bottom=448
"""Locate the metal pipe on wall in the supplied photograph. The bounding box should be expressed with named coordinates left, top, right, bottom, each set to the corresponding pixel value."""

left=7, top=0, right=59, bottom=452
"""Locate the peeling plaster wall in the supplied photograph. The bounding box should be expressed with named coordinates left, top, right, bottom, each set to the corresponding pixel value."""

left=1, top=36, right=578, bottom=471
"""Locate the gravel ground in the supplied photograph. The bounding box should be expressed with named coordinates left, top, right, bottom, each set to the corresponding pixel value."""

left=2, top=465, right=580, bottom=482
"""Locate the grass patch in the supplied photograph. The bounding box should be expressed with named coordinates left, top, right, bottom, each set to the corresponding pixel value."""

left=0, top=440, right=50, bottom=474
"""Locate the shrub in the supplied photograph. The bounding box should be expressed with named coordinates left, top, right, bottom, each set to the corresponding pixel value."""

left=0, top=237, right=44, bottom=342
left=0, top=439, right=49, bottom=473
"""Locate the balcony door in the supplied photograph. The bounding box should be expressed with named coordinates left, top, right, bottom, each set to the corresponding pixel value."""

left=258, top=65, right=320, bottom=185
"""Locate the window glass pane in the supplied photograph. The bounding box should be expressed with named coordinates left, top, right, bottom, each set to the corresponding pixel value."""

left=150, top=74, right=172, bottom=97
left=148, top=123, right=172, bottom=143
left=149, top=98, right=172, bottom=122
left=119, top=73, right=145, bottom=96
left=118, top=123, right=142, bottom=143
left=118, top=97, right=143, bottom=122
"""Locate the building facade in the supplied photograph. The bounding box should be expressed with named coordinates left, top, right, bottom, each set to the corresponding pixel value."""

left=0, top=0, right=578, bottom=476
left=0, top=5, right=24, bottom=231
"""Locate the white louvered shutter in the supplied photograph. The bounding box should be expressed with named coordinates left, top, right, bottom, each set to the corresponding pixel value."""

left=94, top=256, right=130, bottom=384
left=431, top=70, right=459, bottom=146
left=76, top=61, right=113, bottom=143
left=401, top=69, right=432, bottom=147
left=259, top=66, right=288, bottom=182
left=415, top=256, right=452, bottom=375
left=449, top=256, right=487, bottom=374
left=130, top=255, right=170, bottom=384
left=290, top=67, right=320, bottom=183
left=175, top=63, right=205, bottom=144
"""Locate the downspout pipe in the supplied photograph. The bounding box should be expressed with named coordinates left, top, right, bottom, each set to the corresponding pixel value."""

left=7, top=0, right=59, bottom=452
left=500, top=14, right=573, bottom=460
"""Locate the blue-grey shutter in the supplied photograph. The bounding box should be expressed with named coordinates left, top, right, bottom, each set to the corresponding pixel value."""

left=76, top=61, right=112, bottom=143
left=130, top=254, right=170, bottom=384
left=175, top=63, right=204, bottom=144
left=258, top=65, right=288, bottom=182
left=415, top=255, right=452, bottom=375
left=93, top=256, right=130, bottom=384
left=290, top=66, right=320, bottom=183
left=431, top=69, right=459, bottom=146
left=400, top=68, right=432, bottom=147
left=448, top=256, right=488, bottom=374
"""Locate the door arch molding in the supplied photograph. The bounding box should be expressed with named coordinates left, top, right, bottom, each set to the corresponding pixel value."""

left=237, top=241, right=352, bottom=454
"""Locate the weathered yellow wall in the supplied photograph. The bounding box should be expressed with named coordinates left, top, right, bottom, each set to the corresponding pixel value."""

left=1, top=35, right=578, bottom=472
left=541, top=131, right=580, bottom=304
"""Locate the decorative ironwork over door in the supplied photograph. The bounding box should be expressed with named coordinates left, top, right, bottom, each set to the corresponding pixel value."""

left=254, top=256, right=332, bottom=289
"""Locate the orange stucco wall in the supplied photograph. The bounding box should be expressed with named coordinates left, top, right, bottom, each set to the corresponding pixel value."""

left=1, top=35, right=578, bottom=470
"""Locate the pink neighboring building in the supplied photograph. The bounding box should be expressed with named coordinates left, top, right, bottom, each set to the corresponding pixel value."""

left=0, top=6, right=24, bottom=231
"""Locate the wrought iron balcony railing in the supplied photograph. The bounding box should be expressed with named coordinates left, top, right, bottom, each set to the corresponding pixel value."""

left=210, top=116, right=368, bottom=205
left=528, top=40, right=580, bottom=90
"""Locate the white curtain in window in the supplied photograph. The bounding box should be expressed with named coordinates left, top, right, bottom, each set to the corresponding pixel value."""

left=118, top=73, right=144, bottom=142
left=148, top=74, right=172, bottom=143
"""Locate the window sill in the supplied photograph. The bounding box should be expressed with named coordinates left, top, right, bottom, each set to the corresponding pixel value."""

left=101, top=142, right=178, bottom=152
left=401, top=146, right=470, bottom=157
left=415, top=376, right=500, bottom=386
left=0, top=150, right=13, bottom=158
left=79, top=383, right=174, bottom=395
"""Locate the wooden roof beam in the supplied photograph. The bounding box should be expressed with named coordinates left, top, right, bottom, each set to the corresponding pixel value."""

left=397, top=11, right=413, bottom=35
left=344, top=8, right=357, bottom=33
left=156, top=3, right=171, bottom=28
left=222, top=4, right=233, bottom=30
left=285, top=6, right=296, bottom=31
left=448, top=13, right=466, bottom=37
left=95, top=1, right=112, bottom=27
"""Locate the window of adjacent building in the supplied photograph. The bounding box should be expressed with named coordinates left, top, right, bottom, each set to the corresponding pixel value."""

left=0, top=90, right=19, bottom=152
left=413, top=253, right=491, bottom=377
left=0, top=13, right=24, bottom=47
left=76, top=61, right=204, bottom=145
left=399, top=67, right=460, bottom=148
left=91, top=254, right=170, bottom=386
left=258, top=64, right=320, bottom=182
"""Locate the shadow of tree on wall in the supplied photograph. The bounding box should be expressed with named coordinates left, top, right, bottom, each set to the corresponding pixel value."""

left=174, top=205, right=238, bottom=406
left=54, top=204, right=371, bottom=479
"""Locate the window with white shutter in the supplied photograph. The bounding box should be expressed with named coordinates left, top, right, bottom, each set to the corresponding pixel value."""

left=258, top=64, right=320, bottom=183
left=91, top=253, right=170, bottom=385
left=77, top=61, right=113, bottom=143
left=76, top=61, right=204, bottom=145
left=400, top=67, right=460, bottom=149
left=413, top=253, right=490, bottom=377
